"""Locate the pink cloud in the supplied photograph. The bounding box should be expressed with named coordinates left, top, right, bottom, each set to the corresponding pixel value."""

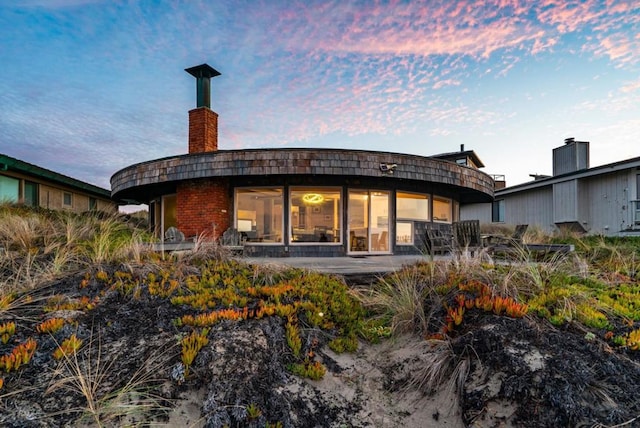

left=620, top=79, right=640, bottom=93
left=593, top=34, right=639, bottom=66
left=225, top=0, right=640, bottom=148
left=433, top=79, right=461, bottom=90
left=268, top=0, right=638, bottom=69
left=535, top=0, right=605, bottom=33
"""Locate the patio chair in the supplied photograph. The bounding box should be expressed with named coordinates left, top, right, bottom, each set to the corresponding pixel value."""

left=164, top=226, right=185, bottom=243
left=426, top=228, right=452, bottom=256
left=453, top=220, right=482, bottom=256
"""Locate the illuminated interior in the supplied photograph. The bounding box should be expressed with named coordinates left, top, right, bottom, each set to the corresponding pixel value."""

left=433, top=196, right=452, bottom=223
left=236, top=188, right=283, bottom=243
left=290, top=188, right=341, bottom=243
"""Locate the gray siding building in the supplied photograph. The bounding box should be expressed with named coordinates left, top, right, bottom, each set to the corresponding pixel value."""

left=462, top=139, right=640, bottom=236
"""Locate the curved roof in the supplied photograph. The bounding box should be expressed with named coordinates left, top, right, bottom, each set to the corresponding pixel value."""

left=111, top=148, right=494, bottom=204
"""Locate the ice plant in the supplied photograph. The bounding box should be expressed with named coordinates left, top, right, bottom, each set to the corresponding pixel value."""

left=285, top=317, right=302, bottom=358
left=36, top=318, right=66, bottom=334
left=53, top=334, right=83, bottom=360
left=288, top=359, right=326, bottom=380
left=0, top=294, right=15, bottom=310
left=177, top=308, right=244, bottom=328
left=0, top=338, right=37, bottom=372
left=626, top=329, right=640, bottom=351
left=181, top=328, right=210, bottom=377
left=0, top=321, right=16, bottom=344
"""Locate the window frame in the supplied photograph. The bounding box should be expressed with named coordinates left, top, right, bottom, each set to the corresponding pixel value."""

left=492, top=199, right=505, bottom=223
left=24, top=181, right=38, bottom=207
left=432, top=196, right=453, bottom=223
left=395, top=221, right=414, bottom=245
left=63, top=192, right=73, bottom=207
left=396, top=191, right=430, bottom=221
left=234, top=187, right=284, bottom=245
left=289, top=186, right=342, bottom=245
left=0, top=175, right=20, bottom=203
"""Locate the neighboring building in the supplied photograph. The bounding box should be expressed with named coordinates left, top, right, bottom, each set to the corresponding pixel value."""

left=0, top=154, right=114, bottom=213
left=462, top=138, right=640, bottom=236
left=111, top=64, right=494, bottom=256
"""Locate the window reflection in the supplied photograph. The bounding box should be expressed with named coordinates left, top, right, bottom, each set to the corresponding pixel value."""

left=0, top=175, right=19, bottom=203
left=291, top=188, right=341, bottom=244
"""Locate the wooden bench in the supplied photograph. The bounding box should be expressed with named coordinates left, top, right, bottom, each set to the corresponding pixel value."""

left=483, top=224, right=528, bottom=247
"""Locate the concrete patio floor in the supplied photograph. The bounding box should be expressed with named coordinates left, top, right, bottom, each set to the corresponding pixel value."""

left=239, top=254, right=448, bottom=276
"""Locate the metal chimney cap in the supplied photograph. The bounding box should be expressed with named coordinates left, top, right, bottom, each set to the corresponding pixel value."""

left=185, top=63, right=221, bottom=79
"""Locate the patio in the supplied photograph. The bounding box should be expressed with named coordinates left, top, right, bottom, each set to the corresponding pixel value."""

left=239, top=254, right=443, bottom=277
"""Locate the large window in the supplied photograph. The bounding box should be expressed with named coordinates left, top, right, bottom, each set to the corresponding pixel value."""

left=0, top=176, right=19, bottom=203
left=433, top=196, right=452, bottom=223
left=395, top=192, right=428, bottom=245
left=24, top=181, right=38, bottom=207
left=236, top=188, right=283, bottom=243
left=396, top=192, right=429, bottom=221
left=492, top=200, right=505, bottom=223
left=396, top=221, right=413, bottom=245
left=291, top=188, right=341, bottom=244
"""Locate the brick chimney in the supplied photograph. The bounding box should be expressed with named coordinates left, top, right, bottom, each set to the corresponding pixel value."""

left=185, top=64, right=221, bottom=153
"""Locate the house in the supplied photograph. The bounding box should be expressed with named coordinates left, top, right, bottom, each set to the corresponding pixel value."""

left=0, top=154, right=114, bottom=213
left=111, top=64, right=494, bottom=256
left=462, top=138, right=640, bottom=236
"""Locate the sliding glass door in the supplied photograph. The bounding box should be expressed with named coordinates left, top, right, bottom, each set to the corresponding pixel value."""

left=348, top=190, right=389, bottom=254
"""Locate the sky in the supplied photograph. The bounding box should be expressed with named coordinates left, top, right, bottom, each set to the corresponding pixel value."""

left=1, top=0, right=639, bottom=195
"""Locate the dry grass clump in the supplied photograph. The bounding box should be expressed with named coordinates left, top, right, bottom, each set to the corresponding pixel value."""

left=356, top=263, right=449, bottom=335
left=0, top=204, right=155, bottom=293
left=404, top=339, right=472, bottom=401
left=46, top=332, right=174, bottom=426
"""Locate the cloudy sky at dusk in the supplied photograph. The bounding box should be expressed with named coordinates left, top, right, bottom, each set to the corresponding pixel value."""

left=1, top=0, right=639, bottom=193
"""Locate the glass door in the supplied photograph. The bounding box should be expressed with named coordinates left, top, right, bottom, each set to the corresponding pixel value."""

left=348, top=190, right=390, bottom=254
left=348, top=191, right=369, bottom=253
left=370, top=191, right=390, bottom=253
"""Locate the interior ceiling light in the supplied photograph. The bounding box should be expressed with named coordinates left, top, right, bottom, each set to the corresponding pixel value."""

left=302, top=193, right=324, bottom=204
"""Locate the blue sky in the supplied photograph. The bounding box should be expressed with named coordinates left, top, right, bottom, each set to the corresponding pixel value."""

left=1, top=0, right=639, bottom=192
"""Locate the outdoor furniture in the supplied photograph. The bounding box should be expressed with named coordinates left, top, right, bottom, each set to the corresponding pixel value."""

left=483, top=224, right=528, bottom=247
left=426, top=228, right=453, bottom=256
left=453, top=220, right=482, bottom=256
left=221, top=228, right=245, bottom=254
left=164, top=226, right=185, bottom=243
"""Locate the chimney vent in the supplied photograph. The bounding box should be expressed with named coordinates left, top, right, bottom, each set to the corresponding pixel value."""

left=553, top=138, right=589, bottom=176
left=460, top=144, right=465, bottom=152
left=185, top=63, right=221, bottom=153
left=185, top=63, right=221, bottom=109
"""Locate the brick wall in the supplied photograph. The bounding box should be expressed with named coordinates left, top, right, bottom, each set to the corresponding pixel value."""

left=188, top=107, right=218, bottom=153
left=176, top=179, right=230, bottom=239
